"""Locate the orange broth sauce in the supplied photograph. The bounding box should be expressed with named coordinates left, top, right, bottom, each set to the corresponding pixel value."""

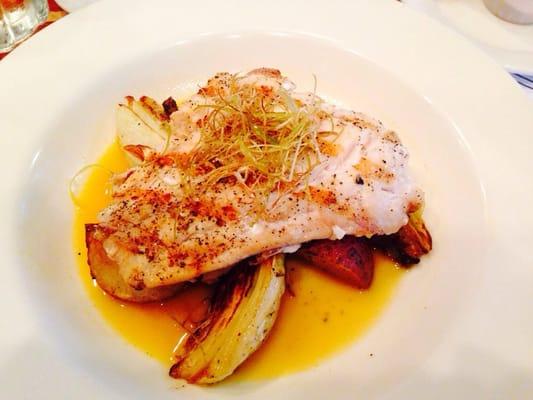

left=72, top=140, right=404, bottom=380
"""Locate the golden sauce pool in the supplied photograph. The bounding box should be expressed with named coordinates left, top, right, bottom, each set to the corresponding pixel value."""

left=72, top=140, right=405, bottom=380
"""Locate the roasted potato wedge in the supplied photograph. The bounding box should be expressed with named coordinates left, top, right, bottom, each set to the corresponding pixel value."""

left=85, top=224, right=182, bottom=302
left=371, top=211, right=432, bottom=266
left=297, top=236, right=374, bottom=289
left=169, top=255, right=285, bottom=384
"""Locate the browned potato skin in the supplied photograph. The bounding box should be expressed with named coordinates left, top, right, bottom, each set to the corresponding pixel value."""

left=297, top=236, right=374, bottom=289
left=85, top=224, right=183, bottom=303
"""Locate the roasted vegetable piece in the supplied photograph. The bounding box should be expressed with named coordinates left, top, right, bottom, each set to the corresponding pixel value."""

left=162, top=96, right=178, bottom=117
left=297, top=236, right=374, bottom=289
left=116, top=95, right=169, bottom=165
left=371, top=211, right=432, bottom=266
left=85, top=224, right=183, bottom=302
left=169, top=255, right=285, bottom=384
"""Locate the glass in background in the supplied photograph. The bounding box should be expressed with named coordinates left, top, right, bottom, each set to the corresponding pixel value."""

left=483, top=0, right=533, bottom=25
left=0, top=0, right=48, bottom=52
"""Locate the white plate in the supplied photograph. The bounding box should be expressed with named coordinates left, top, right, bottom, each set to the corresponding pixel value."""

left=0, top=0, right=532, bottom=398
left=403, top=0, right=533, bottom=74
left=54, top=0, right=101, bottom=12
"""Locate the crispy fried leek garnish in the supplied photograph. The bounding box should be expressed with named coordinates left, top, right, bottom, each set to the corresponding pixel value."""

left=372, top=210, right=432, bottom=266
left=180, top=75, right=335, bottom=214
left=169, top=255, right=285, bottom=384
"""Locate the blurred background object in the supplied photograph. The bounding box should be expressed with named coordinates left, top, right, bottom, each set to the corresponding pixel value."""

left=0, top=0, right=48, bottom=52
left=483, top=0, right=533, bottom=25
left=0, top=0, right=64, bottom=59
left=402, top=0, right=533, bottom=78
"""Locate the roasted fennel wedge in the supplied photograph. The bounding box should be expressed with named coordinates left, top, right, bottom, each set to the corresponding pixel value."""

left=371, top=210, right=432, bottom=266
left=116, top=95, right=169, bottom=164
left=170, top=254, right=285, bottom=384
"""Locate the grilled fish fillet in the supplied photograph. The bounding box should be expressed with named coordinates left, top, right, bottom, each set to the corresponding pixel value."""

left=88, top=68, right=423, bottom=290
